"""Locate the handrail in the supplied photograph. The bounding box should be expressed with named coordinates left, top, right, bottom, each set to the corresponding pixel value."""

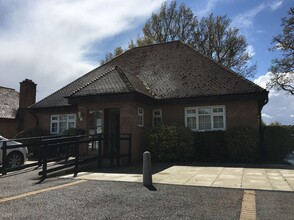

left=1, top=133, right=132, bottom=179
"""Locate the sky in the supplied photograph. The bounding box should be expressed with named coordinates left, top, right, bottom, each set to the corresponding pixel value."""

left=0, top=0, right=293, bottom=125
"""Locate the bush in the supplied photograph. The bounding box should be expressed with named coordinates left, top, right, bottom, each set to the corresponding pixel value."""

left=194, top=131, right=226, bottom=162
left=226, top=126, right=259, bottom=163
left=146, top=123, right=194, bottom=162
left=263, top=126, right=294, bottom=163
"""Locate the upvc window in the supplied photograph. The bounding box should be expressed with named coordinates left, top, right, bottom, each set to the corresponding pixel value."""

left=138, top=107, right=144, bottom=127
left=153, top=109, right=162, bottom=126
left=50, top=114, right=76, bottom=134
left=185, top=106, right=225, bottom=131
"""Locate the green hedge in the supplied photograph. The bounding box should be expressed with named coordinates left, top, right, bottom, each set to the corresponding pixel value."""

left=194, top=131, right=226, bottom=162
left=263, top=126, right=294, bottom=163
left=146, top=123, right=194, bottom=162
left=226, top=127, right=259, bottom=163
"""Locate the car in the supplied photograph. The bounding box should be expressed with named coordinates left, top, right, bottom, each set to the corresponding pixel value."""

left=0, top=135, right=28, bottom=168
left=284, top=151, right=294, bottom=166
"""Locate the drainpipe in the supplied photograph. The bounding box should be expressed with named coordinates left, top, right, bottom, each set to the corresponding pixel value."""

left=259, top=92, right=269, bottom=161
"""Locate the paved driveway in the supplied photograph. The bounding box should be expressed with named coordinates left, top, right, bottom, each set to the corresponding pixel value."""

left=62, top=165, right=294, bottom=192
left=1, top=164, right=294, bottom=219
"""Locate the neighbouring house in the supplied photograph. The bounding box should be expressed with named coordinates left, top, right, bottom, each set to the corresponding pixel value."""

left=0, top=79, right=36, bottom=138
left=29, top=41, right=268, bottom=162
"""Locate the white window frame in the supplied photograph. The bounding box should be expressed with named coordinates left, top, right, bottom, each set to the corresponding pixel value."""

left=137, top=107, right=144, bottom=127
left=152, top=109, right=162, bottom=126
left=184, top=106, right=226, bottom=131
left=50, top=114, right=76, bottom=134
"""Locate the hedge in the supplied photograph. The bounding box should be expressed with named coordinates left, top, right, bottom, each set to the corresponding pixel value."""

left=226, top=126, right=259, bottom=163
left=146, top=123, right=194, bottom=162
left=263, top=126, right=294, bottom=163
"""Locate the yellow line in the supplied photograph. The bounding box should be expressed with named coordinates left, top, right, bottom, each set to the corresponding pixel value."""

left=240, top=190, right=256, bottom=220
left=0, top=180, right=87, bottom=204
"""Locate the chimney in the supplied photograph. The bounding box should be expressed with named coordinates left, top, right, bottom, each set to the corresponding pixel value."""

left=19, top=79, right=36, bottom=108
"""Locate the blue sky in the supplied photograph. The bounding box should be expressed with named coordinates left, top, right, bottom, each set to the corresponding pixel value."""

left=0, top=0, right=293, bottom=124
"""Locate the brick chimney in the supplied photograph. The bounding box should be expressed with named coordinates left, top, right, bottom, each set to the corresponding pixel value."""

left=19, top=79, right=36, bottom=108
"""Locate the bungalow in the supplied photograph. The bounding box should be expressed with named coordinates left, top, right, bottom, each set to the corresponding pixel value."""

left=29, top=41, right=268, bottom=162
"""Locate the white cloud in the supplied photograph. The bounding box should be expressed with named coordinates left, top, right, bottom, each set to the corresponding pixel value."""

left=0, top=0, right=163, bottom=101
left=232, top=0, right=283, bottom=29
left=270, top=0, right=283, bottom=10
left=246, top=45, right=256, bottom=57
left=194, top=0, right=218, bottom=17
left=254, top=72, right=294, bottom=125
left=262, top=113, right=273, bottom=119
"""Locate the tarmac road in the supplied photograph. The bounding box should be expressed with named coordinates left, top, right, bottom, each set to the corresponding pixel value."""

left=0, top=167, right=294, bottom=219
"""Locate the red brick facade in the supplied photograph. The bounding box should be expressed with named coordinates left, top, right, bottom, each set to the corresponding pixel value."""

left=30, top=97, right=260, bottom=162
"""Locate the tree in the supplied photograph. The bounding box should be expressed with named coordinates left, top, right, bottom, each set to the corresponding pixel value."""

left=268, top=7, right=294, bottom=95
left=100, top=46, right=124, bottom=65
left=137, top=1, right=197, bottom=45
left=192, top=14, right=256, bottom=77
left=100, top=1, right=256, bottom=77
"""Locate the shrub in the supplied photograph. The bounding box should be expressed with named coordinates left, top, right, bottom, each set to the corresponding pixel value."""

left=226, top=126, right=259, bottom=163
left=263, top=125, right=294, bottom=163
left=146, top=123, right=194, bottom=162
left=194, top=131, right=226, bottom=162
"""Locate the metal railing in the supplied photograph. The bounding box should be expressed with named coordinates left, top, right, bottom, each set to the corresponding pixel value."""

left=1, top=134, right=132, bottom=179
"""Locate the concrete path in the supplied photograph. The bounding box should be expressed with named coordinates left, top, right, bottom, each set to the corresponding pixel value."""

left=62, top=165, right=294, bottom=192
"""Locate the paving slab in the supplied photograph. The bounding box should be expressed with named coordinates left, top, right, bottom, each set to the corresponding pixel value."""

left=61, top=165, right=294, bottom=192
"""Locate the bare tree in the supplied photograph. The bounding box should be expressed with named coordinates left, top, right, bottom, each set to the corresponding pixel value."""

left=268, top=7, right=294, bottom=95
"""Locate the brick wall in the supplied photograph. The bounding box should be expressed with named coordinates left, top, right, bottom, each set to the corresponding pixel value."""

left=157, top=99, right=259, bottom=129
left=31, top=98, right=260, bottom=162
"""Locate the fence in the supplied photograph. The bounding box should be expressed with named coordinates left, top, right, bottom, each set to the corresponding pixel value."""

left=1, top=133, right=132, bottom=179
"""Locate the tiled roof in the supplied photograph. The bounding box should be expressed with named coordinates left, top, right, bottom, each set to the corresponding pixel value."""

left=0, top=87, right=19, bottom=119
left=32, top=41, right=266, bottom=108
left=70, top=66, right=152, bottom=97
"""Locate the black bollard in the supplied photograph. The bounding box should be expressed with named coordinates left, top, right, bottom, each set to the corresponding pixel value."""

left=143, top=151, right=152, bottom=186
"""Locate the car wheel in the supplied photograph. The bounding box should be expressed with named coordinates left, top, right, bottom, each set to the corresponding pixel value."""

left=7, top=152, right=24, bottom=168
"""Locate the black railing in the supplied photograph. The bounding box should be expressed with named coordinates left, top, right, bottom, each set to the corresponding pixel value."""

left=1, top=133, right=132, bottom=179
left=0, top=135, right=63, bottom=175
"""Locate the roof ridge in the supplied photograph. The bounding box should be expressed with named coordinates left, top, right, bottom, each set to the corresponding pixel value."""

left=0, top=86, right=17, bottom=91
left=69, top=67, right=116, bottom=96
left=97, top=41, right=181, bottom=68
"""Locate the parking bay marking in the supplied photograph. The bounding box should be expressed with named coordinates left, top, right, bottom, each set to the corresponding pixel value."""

left=239, top=190, right=256, bottom=220
left=0, top=180, right=87, bottom=204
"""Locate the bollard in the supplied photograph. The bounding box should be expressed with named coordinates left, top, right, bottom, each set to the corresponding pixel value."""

left=143, top=151, right=152, bottom=186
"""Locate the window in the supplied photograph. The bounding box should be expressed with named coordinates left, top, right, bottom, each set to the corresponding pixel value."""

left=50, top=114, right=76, bottom=134
left=185, top=106, right=226, bottom=131
left=153, top=109, right=162, bottom=126
left=138, top=107, right=144, bottom=127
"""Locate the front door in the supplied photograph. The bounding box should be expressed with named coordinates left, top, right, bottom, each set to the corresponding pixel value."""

left=88, top=110, right=103, bottom=152
left=104, top=108, right=120, bottom=155
left=88, top=108, right=120, bottom=155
